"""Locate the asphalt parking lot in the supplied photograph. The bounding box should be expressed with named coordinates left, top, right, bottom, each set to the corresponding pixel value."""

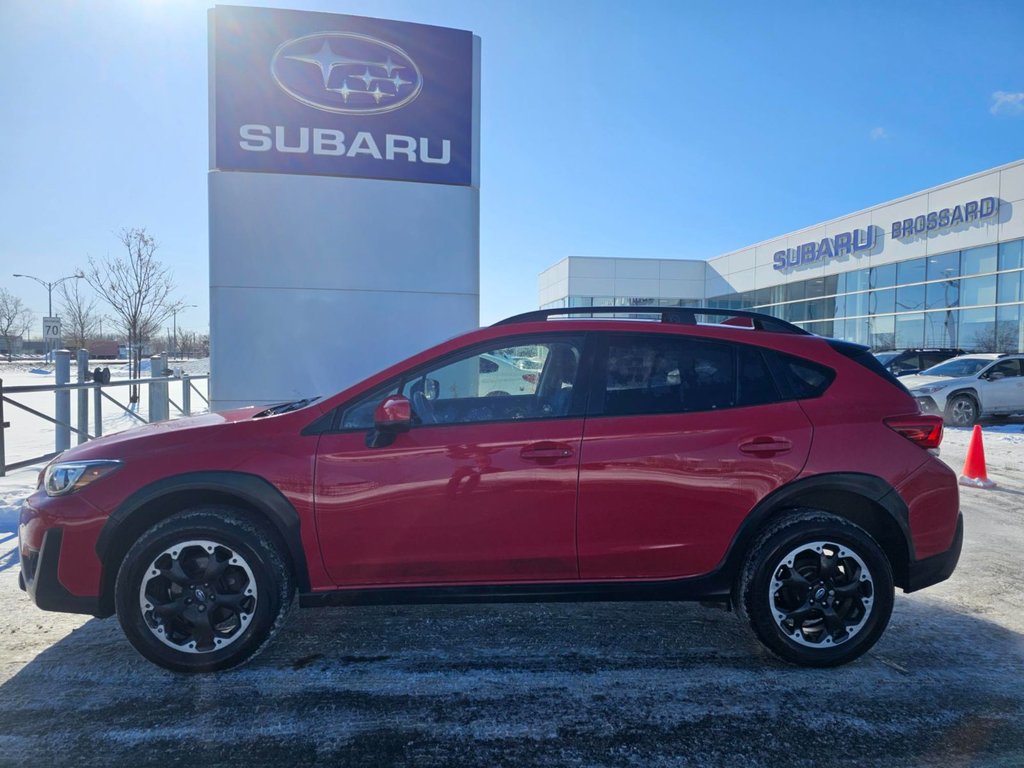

left=1, top=431, right=1022, bottom=768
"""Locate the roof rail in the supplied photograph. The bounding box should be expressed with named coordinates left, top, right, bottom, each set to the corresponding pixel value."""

left=493, top=306, right=811, bottom=335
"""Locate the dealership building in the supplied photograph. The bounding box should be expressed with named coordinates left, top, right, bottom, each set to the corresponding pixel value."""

left=539, top=159, right=1024, bottom=353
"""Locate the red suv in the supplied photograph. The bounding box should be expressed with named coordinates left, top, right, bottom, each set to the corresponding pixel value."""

left=19, top=307, right=963, bottom=672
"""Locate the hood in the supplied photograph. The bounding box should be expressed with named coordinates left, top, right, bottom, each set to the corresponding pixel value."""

left=53, top=405, right=265, bottom=462
left=901, top=374, right=973, bottom=391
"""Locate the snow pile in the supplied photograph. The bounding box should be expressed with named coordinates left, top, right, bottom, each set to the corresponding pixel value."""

left=0, top=469, right=37, bottom=532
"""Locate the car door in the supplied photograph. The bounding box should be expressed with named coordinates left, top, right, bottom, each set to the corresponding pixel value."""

left=576, top=332, right=813, bottom=581
left=979, top=359, right=1024, bottom=413
left=314, top=334, right=588, bottom=586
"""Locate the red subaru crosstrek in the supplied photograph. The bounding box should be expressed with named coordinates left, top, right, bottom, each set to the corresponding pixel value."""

left=19, top=308, right=962, bottom=672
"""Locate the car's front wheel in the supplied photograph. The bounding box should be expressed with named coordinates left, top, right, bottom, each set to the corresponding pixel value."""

left=945, top=393, right=979, bottom=427
left=735, top=510, right=894, bottom=667
left=115, top=507, right=293, bottom=673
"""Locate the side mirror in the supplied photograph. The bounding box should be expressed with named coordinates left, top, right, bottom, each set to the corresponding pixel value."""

left=367, top=395, right=411, bottom=448
left=423, top=377, right=440, bottom=400
left=986, top=371, right=1005, bottom=381
left=374, top=395, right=412, bottom=430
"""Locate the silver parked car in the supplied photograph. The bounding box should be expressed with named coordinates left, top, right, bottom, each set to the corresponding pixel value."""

left=902, top=354, right=1024, bottom=426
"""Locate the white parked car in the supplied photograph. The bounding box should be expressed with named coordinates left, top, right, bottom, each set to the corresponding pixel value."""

left=478, top=352, right=539, bottom=396
left=902, top=354, right=1024, bottom=426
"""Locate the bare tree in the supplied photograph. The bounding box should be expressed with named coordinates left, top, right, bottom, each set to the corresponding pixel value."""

left=57, top=278, right=100, bottom=352
left=0, top=288, right=34, bottom=362
left=176, top=329, right=209, bottom=359
left=85, top=228, right=180, bottom=402
left=972, top=323, right=1020, bottom=354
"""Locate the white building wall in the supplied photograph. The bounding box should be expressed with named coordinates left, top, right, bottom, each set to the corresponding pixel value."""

left=543, top=159, right=1024, bottom=309
left=706, top=159, right=1023, bottom=294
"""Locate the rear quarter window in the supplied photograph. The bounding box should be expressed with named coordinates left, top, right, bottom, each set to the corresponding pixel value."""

left=773, top=352, right=836, bottom=399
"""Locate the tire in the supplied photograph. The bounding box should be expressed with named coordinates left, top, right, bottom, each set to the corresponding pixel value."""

left=734, top=510, right=894, bottom=668
left=115, top=507, right=294, bottom=673
left=944, top=394, right=978, bottom=427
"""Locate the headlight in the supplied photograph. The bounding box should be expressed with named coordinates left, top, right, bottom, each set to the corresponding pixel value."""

left=912, top=384, right=948, bottom=395
left=43, top=460, right=121, bottom=497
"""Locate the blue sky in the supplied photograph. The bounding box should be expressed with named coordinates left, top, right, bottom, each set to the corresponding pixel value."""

left=2, top=0, right=1023, bottom=331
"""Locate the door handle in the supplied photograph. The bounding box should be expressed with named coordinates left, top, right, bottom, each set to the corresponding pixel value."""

left=521, top=441, right=575, bottom=460
left=739, top=437, right=793, bottom=455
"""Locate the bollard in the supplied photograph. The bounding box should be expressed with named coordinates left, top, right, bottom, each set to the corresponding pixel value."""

left=55, top=350, right=71, bottom=452
left=76, top=349, right=89, bottom=444
left=148, top=353, right=169, bottom=422
left=182, top=374, right=191, bottom=416
left=93, top=383, right=103, bottom=437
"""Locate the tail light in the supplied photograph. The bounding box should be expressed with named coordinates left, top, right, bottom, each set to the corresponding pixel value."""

left=522, top=373, right=537, bottom=384
left=884, top=415, right=943, bottom=450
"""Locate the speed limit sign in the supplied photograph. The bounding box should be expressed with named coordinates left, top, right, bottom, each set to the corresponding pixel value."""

left=43, top=317, right=61, bottom=341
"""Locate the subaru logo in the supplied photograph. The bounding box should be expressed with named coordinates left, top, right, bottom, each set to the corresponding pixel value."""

left=271, top=32, right=422, bottom=115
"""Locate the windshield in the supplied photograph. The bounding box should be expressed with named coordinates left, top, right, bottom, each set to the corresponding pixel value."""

left=919, top=359, right=990, bottom=378
left=874, top=352, right=899, bottom=365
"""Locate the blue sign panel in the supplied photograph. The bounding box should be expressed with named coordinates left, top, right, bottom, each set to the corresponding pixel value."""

left=211, top=5, right=474, bottom=186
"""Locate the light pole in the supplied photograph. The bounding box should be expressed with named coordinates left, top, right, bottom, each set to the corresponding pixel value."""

left=13, top=271, right=84, bottom=360
left=171, top=304, right=197, bottom=361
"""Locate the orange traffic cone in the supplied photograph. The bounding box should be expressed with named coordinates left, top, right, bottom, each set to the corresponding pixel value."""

left=960, top=425, right=996, bottom=488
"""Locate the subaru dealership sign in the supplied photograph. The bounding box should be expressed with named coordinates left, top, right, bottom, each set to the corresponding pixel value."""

left=211, top=5, right=473, bottom=185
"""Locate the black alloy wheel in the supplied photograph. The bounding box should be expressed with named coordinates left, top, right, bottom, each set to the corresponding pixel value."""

left=735, top=510, right=894, bottom=667
left=115, top=507, right=293, bottom=673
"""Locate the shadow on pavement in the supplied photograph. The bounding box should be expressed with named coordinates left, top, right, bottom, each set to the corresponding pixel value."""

left=1, top=591, right=1022, bottom=767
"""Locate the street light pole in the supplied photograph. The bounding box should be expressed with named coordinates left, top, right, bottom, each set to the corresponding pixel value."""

left=171, top=304, right=198, bottom=361
left=13, top=271, right=84, bottom=360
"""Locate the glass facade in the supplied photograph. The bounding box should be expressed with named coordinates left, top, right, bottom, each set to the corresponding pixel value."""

left=543, top=239, right=1024, bottom=354
left=705, top=239, right=1024, bottom=352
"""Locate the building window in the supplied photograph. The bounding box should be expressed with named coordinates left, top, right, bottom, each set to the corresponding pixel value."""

left=959, top=307, right=996, bottom=351
left=999, top=240, right=1023, bottom=271
left=870, top=315, right=895, bottom=349
left=846, top=292, right=869, bottom=317
left=995, top=307, right=1019, bottom=354
left=870, top=263, right=897, bottom=289
left=962, top=245, right=998, bottom=276
left=926, top=251, right=960, bottom=281
left=784, top=282, right=807, bottom=302
left=959, top=275, right=997, bottom=307
left=995, top=306, right=1021, bottom=353
left=997, top=271, right=1022, bottom=305
left=869, top=289, right=896, bottom=315
left=925, top=310, right=959, bottom=348
left=847, top=268, right=870, bottom=293
left=926, top=280, right=960, bottom=310
left=895, top=284, right=926, bottom=312
left=897, top=258, right=926, bottom=285
left=895, top=313, right=925, bottom=348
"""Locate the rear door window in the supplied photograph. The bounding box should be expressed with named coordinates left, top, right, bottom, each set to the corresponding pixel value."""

left=596, top=334, right=781, bottom=417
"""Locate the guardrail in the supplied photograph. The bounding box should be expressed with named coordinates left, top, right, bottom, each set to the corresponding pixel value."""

left=0, top=349, right=210, bottom=476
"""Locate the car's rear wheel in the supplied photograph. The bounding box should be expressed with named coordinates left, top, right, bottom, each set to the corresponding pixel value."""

left=115, top=507, right=293, bottom=673
left=945, top=394, right=978, bottom=427
left=735, top=510, right=894, bottom=667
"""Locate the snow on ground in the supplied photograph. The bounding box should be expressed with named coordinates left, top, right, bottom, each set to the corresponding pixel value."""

left=1, top=359, right=210, bottom=532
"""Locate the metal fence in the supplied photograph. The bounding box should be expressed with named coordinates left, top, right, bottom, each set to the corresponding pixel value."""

left=0, top=350, right=210, bottom=476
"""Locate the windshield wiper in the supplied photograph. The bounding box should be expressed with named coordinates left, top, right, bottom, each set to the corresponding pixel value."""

left=254, top=397, right=320, bottom=418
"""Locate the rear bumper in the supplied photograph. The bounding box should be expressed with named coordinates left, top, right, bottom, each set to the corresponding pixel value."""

left=904, top=512, right=963, bottom=593
left=19, top=527, right=103, bottom=616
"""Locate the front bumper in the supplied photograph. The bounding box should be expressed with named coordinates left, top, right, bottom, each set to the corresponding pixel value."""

left=19, top=527, right=103, bottom=616
left=905, top=512, right=963, bottom=593
left=914, top=395, right=941, bottom=415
